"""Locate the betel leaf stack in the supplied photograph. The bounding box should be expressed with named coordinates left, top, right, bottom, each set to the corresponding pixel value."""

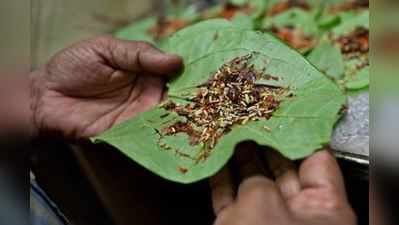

left=116, top=0, right=369, bottom=93
left=92, top=19, right=346, bottom=183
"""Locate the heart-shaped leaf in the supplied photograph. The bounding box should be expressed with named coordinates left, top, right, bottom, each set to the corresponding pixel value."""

left=93, top=19, right=346, bottom=184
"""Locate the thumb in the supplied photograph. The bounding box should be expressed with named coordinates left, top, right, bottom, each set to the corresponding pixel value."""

left=299, top=150, right=347, bottom=198
left=140, top=47, right=183, bottom=75
left=95, top=36, right=183, bottom=75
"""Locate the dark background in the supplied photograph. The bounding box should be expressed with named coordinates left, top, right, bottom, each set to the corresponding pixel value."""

left=31, top=141, right=369, bottom=225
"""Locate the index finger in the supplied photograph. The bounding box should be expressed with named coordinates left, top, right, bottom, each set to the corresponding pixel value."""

left=210, top=166, right=234, bottom=216
left=299, top=150, right=347, bottom=198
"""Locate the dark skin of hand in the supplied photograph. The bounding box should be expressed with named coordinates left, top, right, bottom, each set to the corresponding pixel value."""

left=210, top=147, right=357, bottom=225
left=31, top=36, right=182, bottom=139
left=30, top=37, right=356, bottom=225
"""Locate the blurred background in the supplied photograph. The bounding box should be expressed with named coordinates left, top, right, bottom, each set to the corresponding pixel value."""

left=373, top=0, right=399, bottom=224
left=0, top=0, right=396, bottom=225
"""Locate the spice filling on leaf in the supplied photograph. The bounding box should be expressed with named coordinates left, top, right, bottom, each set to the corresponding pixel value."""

left=335, top=26, right=369, bottom=69
left=160, top=54, right=288, bottom=163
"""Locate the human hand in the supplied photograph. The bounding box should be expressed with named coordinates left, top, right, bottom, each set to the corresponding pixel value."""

left=30, top=36, right=182, bottom=139
left=210, top=147, right=357, bottom=225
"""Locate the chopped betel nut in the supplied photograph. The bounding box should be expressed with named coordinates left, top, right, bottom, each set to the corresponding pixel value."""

left=148, top=18, right=190, bottom=41
left=219, top=3, right=253, bottom=20
left=336, top=27, right=369, bottom=69
left=271, top=26, right=315, bottom=51
left=336, top=27, right=369, bottom=55
left=161, top=54, right=288, bottom=163
left=329, top=0, right=369, bottom=14
left=268, top=0, right=310, bottom=17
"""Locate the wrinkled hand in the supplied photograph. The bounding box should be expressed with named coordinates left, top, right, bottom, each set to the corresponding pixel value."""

left=31, top=36, right=182, bottom=139
left=210, top=148, right=357, bottom=225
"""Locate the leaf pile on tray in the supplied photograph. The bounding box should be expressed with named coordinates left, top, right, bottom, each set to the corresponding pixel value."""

left=94, top=19, right=346, bottom=183
left=307, top=10, right=369, bottom=91
left=262, top=1, right=317, bottom=53
left=116, top=0, right=369, bottom=92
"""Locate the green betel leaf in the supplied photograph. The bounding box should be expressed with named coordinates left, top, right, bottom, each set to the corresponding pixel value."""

left=197, top=1, right=267, bottom=32
left=229, top=0, right=248, bottom=5
left=344, top=66, right=369, bottom=90
left=331, top=10, right=369, bottom=37
left=263, top=8, right=319, bottom=36
left=93, top=19, right=346, bottom=184
left=115, top=17, right=157, bottom=44
left=114, top=7, right=200, bottom=44
left=228, top=0, right=268, bottom=19
left=315, top=0, right=367, bottom=30
left=231, top=14, right=256, bottom=29
left=261, top=7, right=320, bottom=54
left=307, top=40, right=345, bottom=79
left=163, top=0, right=199, bottom=20
left=308, top=10, right=369, bottom=92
